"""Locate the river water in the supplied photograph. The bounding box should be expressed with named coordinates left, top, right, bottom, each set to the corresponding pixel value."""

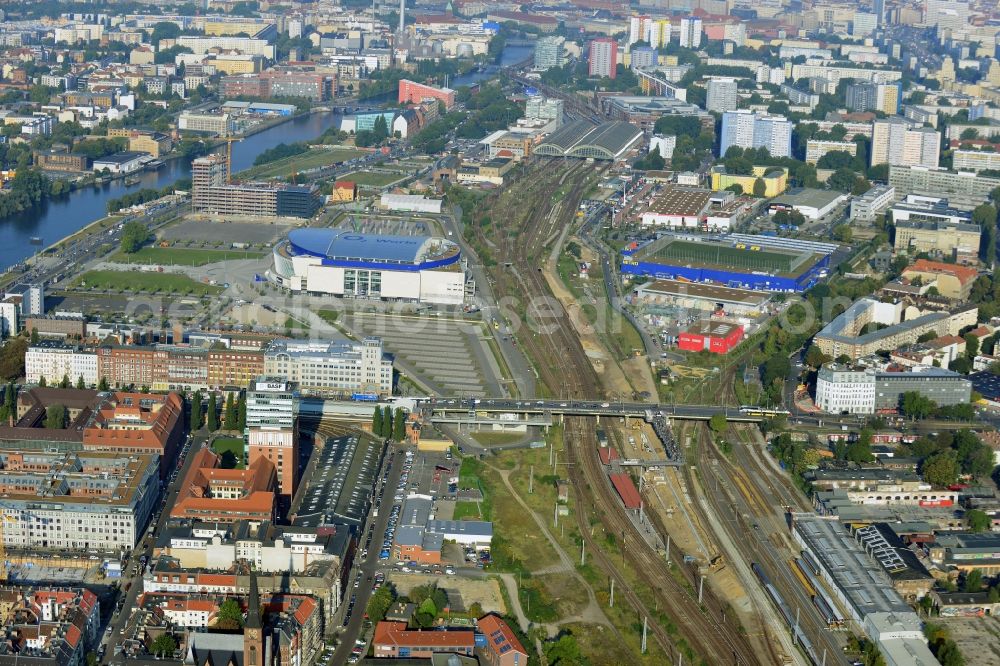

left=0, top=44, right=534, bottom=270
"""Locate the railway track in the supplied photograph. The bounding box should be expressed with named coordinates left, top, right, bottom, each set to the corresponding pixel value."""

left=471, top=161, right=761, bottom=664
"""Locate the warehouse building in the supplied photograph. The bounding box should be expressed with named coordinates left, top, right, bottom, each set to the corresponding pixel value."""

left=792, top=513, right=938, bottom=666
left=633, top=280, right=772, bottom=317
left=767, top=188, right=848, bottom=220
left=621, top=233, right=834, bottom=292
left=92, top=151, right=147, bottom=174
left=271, top=228, right=465, bottom=305
left=379, top=193, right=443, bottom=214
left=678, top=320, right=744, bottom=354
left=639, top=186, right=713, bottom=228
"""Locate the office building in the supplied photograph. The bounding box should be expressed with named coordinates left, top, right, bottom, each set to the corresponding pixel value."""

left=816, top=363, right=971, bottom=415
left=706, top=77, right=738, bottom=113
left=245, top=376, right=299, bottom=502
left=191, top=153, right=320, bottom=219
left=870, top=118, right=940, bottom=168
left=373, top=622, right=474, bottom=659
left=850, top=185, right=895, bottom=222
left=892, top=198, right=979, bottom=255
left=533, top=36, right=566, bottom=70
left=889, top=165, right=1000, bottom=211
left=178, top=111, right=237, bottom=136
left=263, top=337, right=393, bottom=397
left=588, top=38, right=617, bottom=79
left=679, top=17, right=702, bottom=48
left=0, top=450, right=158, bottom=551
left=525, top=97, right=564, bottom=126
left=852, top=12, right=878, bottom=36
left=398, top=79, right=456, bottom=110
left=720, top=110, right=793, bottom=158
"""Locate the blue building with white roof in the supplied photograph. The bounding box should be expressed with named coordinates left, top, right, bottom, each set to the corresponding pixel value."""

left=271, top=229, right=466, bottom=304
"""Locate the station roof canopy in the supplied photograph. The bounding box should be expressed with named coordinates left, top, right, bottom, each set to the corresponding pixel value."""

left=534, top=120, right=643, bottom=160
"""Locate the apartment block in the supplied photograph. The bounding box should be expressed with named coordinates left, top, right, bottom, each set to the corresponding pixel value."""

left=805, top=140, right=857, bottom=165
left=25, top=341, right=98, bottom=387
left=870, top=118, right=940, bottom=168
left=952, top=149, right=1000, bottom=173
left=888, top=165, right=1000, bottom=211
left=398, top=79, right=456, bottom=110
left=706, top=77, right=738, bottom=113
left=720, top=110, right=793, bottom=157
left=588, top=38, right=617, bottom=79
left=0, top=449, right=158, bottom=551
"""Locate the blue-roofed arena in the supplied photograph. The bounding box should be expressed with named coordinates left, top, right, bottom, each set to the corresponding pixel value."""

left=271, top=229, right=466, bottom=304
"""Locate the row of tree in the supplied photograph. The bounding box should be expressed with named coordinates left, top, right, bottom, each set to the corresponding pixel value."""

left=190, top=390, right=247, bottom=432
left=372, top=406, right=406, bottom=441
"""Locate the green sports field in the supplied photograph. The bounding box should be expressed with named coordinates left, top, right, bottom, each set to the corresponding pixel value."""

left=643, top=239, right=816, bottom=277
left=70, top=270, right=224, bottom=295
left=111, top=247, right=264, bottom=266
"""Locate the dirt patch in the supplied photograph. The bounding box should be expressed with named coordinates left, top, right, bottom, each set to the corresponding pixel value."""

left=388, top=573, right=507, bottom=616
left=937, top=617, right=1000, bottom=666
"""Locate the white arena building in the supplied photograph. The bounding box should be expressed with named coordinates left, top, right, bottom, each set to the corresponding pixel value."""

left=271, top=229, right=466, bottom=305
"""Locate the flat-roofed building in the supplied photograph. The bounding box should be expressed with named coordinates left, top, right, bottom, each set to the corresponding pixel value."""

left=25, top=341, right=97, bottom=387
left=850, top=185, right=895, bottom=222
left=633, top=280, right=772, bottom=317
left=805, top=139, right=857, bottom=165
left=0, top=449, right=158, bottom=551
left=816, top=362, right=971, bottom=414
left=245, top=376, right=298, bottom=503
left=263, top=337, right=392, bottom=397
left=889, top=165, right=1000, bottom=211
left=639, top=186, right=713, bottom=228
left=892, top=209, right=979, bottom=255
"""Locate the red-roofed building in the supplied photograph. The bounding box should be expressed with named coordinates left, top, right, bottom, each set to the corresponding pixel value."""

left=598, top=446, right=619, bottom=465
left=0, top=587, right=102, bottom=666
left=477, top=614, right=528, bottom=666
left=331, top=181, right=357, bottom=202
left=901, top=259, right=978, bottom=300
left=170, top=447, right=277, bottom=523
left=82, top=391, right=184, bottom=479
left=373, top=621, right=475, bottom=659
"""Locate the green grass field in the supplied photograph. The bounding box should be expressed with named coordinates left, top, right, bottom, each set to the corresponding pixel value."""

left=71, top=270, right=224, bottom=295
left=239, top=147, right=366, bottom=180
left=211, top=437, right=245, bottom=469
left=340, top=171, right=404, bottom=187
left=111, top=247, right=264, bottom=266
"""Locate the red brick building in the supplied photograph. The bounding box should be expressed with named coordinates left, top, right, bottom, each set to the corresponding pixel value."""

left=677, top=320, right=744, bottom=354
left=82, top=391, right=185, bottom=477
left=373, top=621, right=474, bottom=659
left=398, top=79, right=456, bottom=111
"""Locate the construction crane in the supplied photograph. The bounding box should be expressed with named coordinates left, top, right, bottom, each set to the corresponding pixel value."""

left=220, top=136, right=243, bottom=184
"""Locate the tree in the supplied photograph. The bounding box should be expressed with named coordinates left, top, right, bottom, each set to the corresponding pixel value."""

left=372, top=114, right=390, bottom=143
left=846, top=429, right=874, bottom=463
left=236, top=392, right=246, bottom=430
left=366, top=586, right=394, bottom=623
left=827, top=167, right=859, bottom=193
left=150, top=21, right=181, bottom=46
left=832, top=224, right=853, bottom=243
left=76, top=375, right=86, bottom=389
left=414, top=597, right=437, bottom=627
left=119, top=221, right=150, bottom=254
left=709, top=413, right=727, bottom=435
left=372, top=407, right=383, bottom=437
left=817, top=150, right=855, bottom=170
left=966, top=509, right=991, bottom=533
left=223, top=393, right=237, bottom=430
left=216, top=599, right=244, bottom=630
left=392, top=408, right=406, bottom=442
left=44, top=404, right=66, bottom=429
left=150, top=634, right=177, bottom=658
left=30, top=328, right=39, bottom=344
left=725, top=184, right=744, bottom=195
left=57, top=374, right=69, bottom=389
left=901, top=391, right=936, bottom=419
left=922, top=450, right=959, bottom=487
left=960, top=127, right=980, bottom=140
left=98, top=376, right=109, bottom=391
left=752, top=177, right=767, bottom=197
left=963, top=569, right=984, bottom=593
left=191, top=390, right=203, bottom=429
left=3, top=384, right=14, bottom=410
left=207, top=392, right=219, bottom=431
left=37, top=375, right=46, bottom=388
left=805, top=345, right=830, bottom=368
left=545, top=633, right=583, bottom=666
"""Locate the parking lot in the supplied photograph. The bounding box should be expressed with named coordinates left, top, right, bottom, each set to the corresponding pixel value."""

left=294, top=435, right=383, bottom=528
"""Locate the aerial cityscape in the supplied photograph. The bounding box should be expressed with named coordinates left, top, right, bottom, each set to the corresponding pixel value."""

left=0, top=0, right=999, bottom=665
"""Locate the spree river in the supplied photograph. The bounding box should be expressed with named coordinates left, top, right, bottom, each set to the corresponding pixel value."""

left=0, top=44, right=533, bottom=271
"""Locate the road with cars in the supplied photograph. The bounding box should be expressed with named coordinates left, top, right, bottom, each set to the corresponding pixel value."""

left=103, top=429, right=204, bottom=665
